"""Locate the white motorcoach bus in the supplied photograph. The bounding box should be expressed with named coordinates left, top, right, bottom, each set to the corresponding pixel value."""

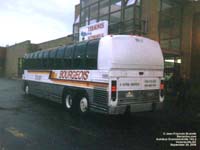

left=22, top=35, right=164, bottom=115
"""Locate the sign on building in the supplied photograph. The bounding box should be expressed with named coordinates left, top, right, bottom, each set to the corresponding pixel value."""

left=79, top=21, right=108, bottom=42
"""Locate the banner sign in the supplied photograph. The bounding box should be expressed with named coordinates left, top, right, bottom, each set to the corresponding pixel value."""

left=79, top=21, right=108, bottom=42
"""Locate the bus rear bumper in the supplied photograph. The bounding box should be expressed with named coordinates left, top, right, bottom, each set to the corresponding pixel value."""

left=108, top=102, right=163, bottom=115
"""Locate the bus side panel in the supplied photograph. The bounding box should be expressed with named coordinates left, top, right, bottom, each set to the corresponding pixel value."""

left=24, top=80, right=109, bottom=114
left=90, top=87, right=109, bottom=114
left=48, top=84, right=64, bottom=103
left=27, top=80, right=48, bottom=99
left=25, top=80, right=63, bottom=103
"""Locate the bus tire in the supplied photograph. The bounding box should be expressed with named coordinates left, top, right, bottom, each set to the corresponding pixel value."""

left=24, top=84, right=30, bottom=95
left=63, top=91, right=74, bottom=112
left=77, top=95, right=89, bottom=115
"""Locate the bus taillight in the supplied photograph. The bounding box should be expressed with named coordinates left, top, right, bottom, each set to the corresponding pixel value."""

left=160, top=80, right=164, bottom=97
left=111, top=80, right=117, bottom=101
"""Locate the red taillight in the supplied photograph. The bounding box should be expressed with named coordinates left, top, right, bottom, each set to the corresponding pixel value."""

left=160, top=83, right=164, bottom=90
left=112, top=85, right=117, bottom=92
left=160, top=80, right=164, bottom=97
left=111, top=80, right=117, bottom=101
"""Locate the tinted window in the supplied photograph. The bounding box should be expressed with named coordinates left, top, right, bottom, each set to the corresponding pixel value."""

left=32, top=53, right=37, bottom=59
left=86, top=39, right=99, bottom=69
left=30, top=53, right=34, bottom=59
left=56, top=47, right=65, bottom=58
left=64, top=45, right=73, bottom=58
left=35, top=51, right=40, bottom=59
left=38, top=51, right=44, bottom=59
left=35, top=51, right=41, bottom=69
left=42, top=51, right=49, bottom=69
left=64, top=45, right=74, bottom=69
left=54, top=47, right=65, bottom=69
left=23, top=54, right=29, bottom=69
left=49, top=49, right=57, bottom=58
left=43, top=51, right=49, bottom=59
left=74, top=42, right=87, bottom=59
left=73, top=42, right=87, bottom=69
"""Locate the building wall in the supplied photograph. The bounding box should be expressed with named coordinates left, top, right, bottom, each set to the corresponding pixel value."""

left=4, top=36, right=73, bottom=78
left=148, top=0, right=200, bottom=79
left=181, top=1, right=200, bottom=78
left=37, top=36, right=73, bottom=51
left=142, top=0, right=159, bottom=41
left=191, top=13, right=200, bottom=82
left=5, top=41, right=32, bottom=78
left=0, top=47, right=6, bottom=76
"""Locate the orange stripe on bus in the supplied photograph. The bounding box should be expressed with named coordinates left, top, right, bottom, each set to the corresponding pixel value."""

left=51, top=79, right=108, bottom=88
left=27, top=70, right=51, bottom=75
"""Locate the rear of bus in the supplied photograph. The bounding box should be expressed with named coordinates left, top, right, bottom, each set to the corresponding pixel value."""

left=98, top=35, right=164, bottom=114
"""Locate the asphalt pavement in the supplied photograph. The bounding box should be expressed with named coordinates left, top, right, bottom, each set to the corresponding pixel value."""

left=0, top=78, right=199, bottom=150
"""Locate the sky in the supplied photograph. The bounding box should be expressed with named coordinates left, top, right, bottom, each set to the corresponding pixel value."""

left=0, top=0, right=80, bottom=46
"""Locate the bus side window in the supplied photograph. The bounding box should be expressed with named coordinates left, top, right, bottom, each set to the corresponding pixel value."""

left=24, top=54, right=29, bottom=69
left=64, top=45, right=73, bottom=69
left=73, top=42, right=87, bottom=69
left=55, top=47, right=65, bottom=69
left=31, top=53, right=36, bottom=69
left=38, top=51, right=44, bottom=69
left=86, top=39, right=99, bottom=69
left=35, top=51, right=40, bottom=69
left=43, top=51, right=49, bottom=69
left=27, top=53, right=33, bottom=69
left=49, top=49, right=57, bottom=69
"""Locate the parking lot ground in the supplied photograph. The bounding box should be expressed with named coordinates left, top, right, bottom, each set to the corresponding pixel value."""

left=0, top=78, right=199, bottom=150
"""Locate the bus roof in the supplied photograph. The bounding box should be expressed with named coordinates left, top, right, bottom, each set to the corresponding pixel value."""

left=98, top=35, right=164, bottom=70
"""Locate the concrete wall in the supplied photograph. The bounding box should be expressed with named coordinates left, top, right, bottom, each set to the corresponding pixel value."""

left=5, top=41, right=32, bottom=78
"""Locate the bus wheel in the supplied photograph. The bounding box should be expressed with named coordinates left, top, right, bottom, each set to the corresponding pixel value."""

left=78, top=96, right=89, bottom=114
left=63, top=93, right=73, bottom=112
left=24, top=85, right=29, bottom=95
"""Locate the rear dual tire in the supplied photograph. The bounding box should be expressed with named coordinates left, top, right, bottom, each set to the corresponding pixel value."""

left=63, top=92, right=74, bottom=112
left=78, top=97, right=89, bottom=114
left=24, top=84, right=30, bottom=95
left=63, top=91, right=89, bottom=115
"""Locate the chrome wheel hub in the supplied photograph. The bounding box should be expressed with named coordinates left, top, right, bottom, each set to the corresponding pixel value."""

left=65, top=95, right=72, bottom=109
left=80, top=97, right=88, bottom=113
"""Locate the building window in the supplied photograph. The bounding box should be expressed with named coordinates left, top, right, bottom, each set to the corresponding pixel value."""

left=100, top=0, right=109, bottom=16
left=110, top=11, right=121, bottom=24
left=81, top=7, right=89, bottom=26
left=90, top=3, right=98, bottom=20
left=159, top=0, right=182, bottom=51
left=124, top=6, right=134, bottom=20
left=110, top=0, right=122, bottom=12
left=99, top=15, right=109, bottom=22
left=75, top=0, right=144, bottom=42
left=81, top=0, right=98, bottom=8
